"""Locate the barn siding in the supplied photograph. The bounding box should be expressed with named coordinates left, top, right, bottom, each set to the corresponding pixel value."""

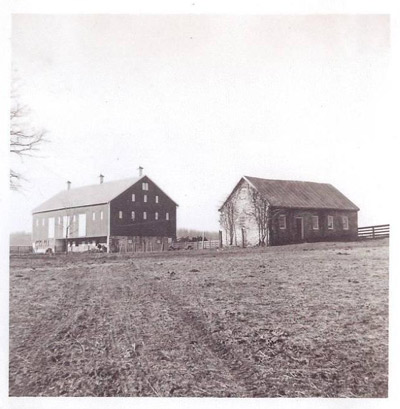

left=32, top=203, right=109, bottom=242
left=110, top=176, right=177, bottom=239
left=270, top=208, right=358, bottom=245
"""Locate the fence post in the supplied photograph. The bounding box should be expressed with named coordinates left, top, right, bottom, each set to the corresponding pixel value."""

left=219, top=230, right=223, bottom=248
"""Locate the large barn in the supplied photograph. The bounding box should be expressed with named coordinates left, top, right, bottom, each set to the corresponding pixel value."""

left=32, top=172, right=177, bottom=253
left=219, top=176, right=359, bottom=247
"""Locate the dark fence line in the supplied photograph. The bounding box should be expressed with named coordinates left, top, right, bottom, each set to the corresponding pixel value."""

left=358, top=224, right=389, bottom=240
left=10, top=245, right=33, bottom=254
left=117, top=239, right=220, bottom=253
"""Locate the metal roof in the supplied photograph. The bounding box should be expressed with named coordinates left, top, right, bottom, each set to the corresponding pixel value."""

left=244, top=176, right=359, bottom=211
left=33, top=176, right=144, bottom=213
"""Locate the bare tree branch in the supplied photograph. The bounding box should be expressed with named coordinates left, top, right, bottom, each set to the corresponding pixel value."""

left=247, top=187, right=284, bottom=246
left=10, top=80, right=48, bottom=191
left=219, top=195, right=238, bottom=246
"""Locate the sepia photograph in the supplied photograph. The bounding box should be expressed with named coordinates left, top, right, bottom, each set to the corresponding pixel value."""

left=1, top=1, right=399, bottom=408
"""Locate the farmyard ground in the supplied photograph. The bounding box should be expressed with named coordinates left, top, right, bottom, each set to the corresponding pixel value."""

left=9, top=239, right=388, bottom=397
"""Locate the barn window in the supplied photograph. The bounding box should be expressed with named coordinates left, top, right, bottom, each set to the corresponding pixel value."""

left=155, top=212, right=159, bottom=220
left=119, top=211, right=123, bottom=219
left=131, top=211, right=135, bottom=220
left=327, top=215, right=334, bottom=230
left=144, top=194, right=148, bottom=203
left=42, top=218, right=45, bottom=226
left=342, top=216, right=349, bottom=230
left=278, top=215, right=286, bottom=229
left=143, top=211, right=147, bottom=220
left=155, top=195, right=159, bottom=203
left=166, top=212, right=170, bottom=221
left=312, top=216, right=319, bottom=230
left=100, top=211, right=103, bottom=220
left=132, top=193, right=136, bottom=202
left=92, top=212, right=96, bottom=221
left=142, top=182, right=149, bottom=191
left=36, top=219, right=39, bottom=227
left=73, top=215, right=76, bottom=222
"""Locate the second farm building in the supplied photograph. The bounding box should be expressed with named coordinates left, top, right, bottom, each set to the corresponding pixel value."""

left=219, top=176, right=359, bottom=247
left=32, top=173, right=177, bottom=253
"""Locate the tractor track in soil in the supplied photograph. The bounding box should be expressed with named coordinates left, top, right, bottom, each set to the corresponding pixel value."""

left=150, top=279, right=272, bottom=396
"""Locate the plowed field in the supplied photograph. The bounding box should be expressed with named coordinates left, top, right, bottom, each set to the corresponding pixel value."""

left=9, top=239, right=388, bottom=397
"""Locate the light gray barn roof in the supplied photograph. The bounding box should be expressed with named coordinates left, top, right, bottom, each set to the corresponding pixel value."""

left=220, top=176, right=359, bottom=211
left=33, top=177, right=142, bottom=213
left=244, top=176, right=359, bottom=211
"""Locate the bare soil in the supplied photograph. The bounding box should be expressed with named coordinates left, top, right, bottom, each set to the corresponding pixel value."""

left=9, top=239, right=389, bottom=397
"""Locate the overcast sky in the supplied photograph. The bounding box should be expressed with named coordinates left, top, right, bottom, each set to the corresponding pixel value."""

left=10, top=14, right=390, bottom=233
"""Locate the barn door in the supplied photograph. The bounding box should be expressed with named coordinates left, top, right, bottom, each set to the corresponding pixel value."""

left=48, top=217, right=55, bottom=239
left=78, top=214, right=86, bottom=237
left=295, top=217, right=304, bottom=242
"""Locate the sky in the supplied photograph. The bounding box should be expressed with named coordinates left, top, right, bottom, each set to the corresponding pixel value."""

left=10, top=14, right=391, bottom=233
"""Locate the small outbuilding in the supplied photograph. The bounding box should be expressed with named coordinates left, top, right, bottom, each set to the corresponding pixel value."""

left=219, top=176, right=359, bottom=247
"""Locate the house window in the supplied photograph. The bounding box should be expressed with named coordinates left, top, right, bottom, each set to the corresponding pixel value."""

left=144, top=194, right=147, bottom=203
left=155, top=195, right=159, bottom=203
left=36, top=219, right=39, bottom=227
left=92, top=212, right=96, bottom=221
left=100, top=211, right=103, bottom=220
left=143, top=211, right=147, bottom=220
left=327, top=215, right=334, bottom=230
left=73, top=215, right=76, bottom=222
left=132, top=193, right=136, bottom=202
left=155, top=212, right=159, bottom=220
left=312, top=216, right=319, bottom=230
left=131, top=211, right=135, bottom=220
left=142, top=182, right=149, bottom=191
left=342, top=216, right=349, bottom=230
left=42, top=218, right=45, bottom=226
left=119, top=211, right=123, bottom=219
left=166, top=212, right=169, bottom=221
left=278, top=215, right=286, bottom=229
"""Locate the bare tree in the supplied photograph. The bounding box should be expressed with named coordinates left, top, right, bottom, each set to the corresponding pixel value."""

left=10, top=81, right=47, bottom=190
left=247, top=187, right=282, bottom=246
left=219, top=197, right=238, bottom=246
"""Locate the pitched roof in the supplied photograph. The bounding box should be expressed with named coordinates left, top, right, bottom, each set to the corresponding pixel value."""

left=243, top=176, right=359, bottom=211
left=219, top=176, right=359, bottom=211
left=33, top=177, right=142, bottom=213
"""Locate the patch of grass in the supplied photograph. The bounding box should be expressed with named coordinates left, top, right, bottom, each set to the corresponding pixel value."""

left=9, top=239, right=388, bottom=397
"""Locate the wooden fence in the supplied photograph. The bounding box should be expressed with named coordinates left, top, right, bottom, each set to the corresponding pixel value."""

left=117, top=239, right=220, bottom=253
left=187, top=240, right=220, bottom=250
left=358, top=224, right=389, bottom=240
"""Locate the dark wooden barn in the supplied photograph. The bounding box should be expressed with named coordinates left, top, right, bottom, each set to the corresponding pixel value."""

left=219, top=176, right=359, bottom=247
left=32, top=172, right=177, bottom=253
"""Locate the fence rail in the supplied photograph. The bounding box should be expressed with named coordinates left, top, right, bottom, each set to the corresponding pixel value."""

left=358, top=224, right=389, bottom=240
left=169, top=240, right=220, bottom=251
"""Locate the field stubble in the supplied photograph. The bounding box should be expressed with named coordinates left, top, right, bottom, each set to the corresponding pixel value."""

left=9, top=239, right=388, bottom=397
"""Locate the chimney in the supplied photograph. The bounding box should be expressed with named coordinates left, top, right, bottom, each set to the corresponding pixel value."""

left=138, top=166, right=143, bottom=177
left=99, top=174, right=104, bottom=184
left=67, top=181, right=71, bottom=190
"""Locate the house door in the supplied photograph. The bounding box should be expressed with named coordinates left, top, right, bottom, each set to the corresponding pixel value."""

left=295, top=217, right=304, bottom=242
